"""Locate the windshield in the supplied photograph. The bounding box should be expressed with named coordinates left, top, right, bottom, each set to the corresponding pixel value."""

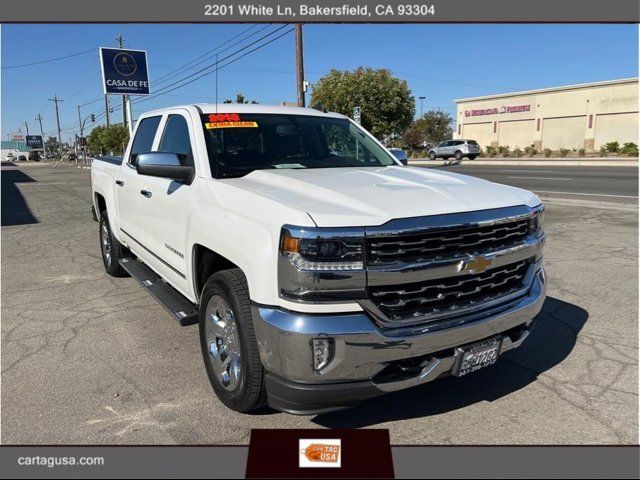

left=201, top=113, right=397, bottom=178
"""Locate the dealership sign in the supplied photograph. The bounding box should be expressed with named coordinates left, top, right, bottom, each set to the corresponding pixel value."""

left=100, top=47, right=150, bottom=95
left=26, top=135, right=44, bottom=150
left=465, top=104, right=531, bottom=117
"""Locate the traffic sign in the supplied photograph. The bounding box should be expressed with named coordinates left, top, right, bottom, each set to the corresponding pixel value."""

left=353, top=106, right=362, bottom=124
left=99, top=47, right=150, bottom=95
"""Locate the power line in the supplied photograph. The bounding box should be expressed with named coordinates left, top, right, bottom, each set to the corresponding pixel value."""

left=3, top=48, right=94, bottom=70
left=153, top=24, right=267, bottom=86
left=134, top=26, right=293, bottom=106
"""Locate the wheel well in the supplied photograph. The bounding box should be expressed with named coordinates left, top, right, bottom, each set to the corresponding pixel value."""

left=95, top=193, right=106, bottom=216
left=193, top=245, right=239, bottom=301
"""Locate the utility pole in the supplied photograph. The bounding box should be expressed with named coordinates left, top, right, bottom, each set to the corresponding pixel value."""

left=295, top=24, right=305, bottom=108
left=35, top=113, right=46, bottom=159
left=116, top=34, right=127, bottom=129
left=419, top=96, right=426, bottom=118
left=105, top=94, right=111, bottom=127
left=23, top=121, right=30, bottom=135
left=48, top=94, right=63, bottom=156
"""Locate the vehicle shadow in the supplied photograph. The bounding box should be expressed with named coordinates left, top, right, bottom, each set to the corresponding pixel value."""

left=1, top=167, right=39, bottom=226
left=312, top=296, right=587, bottom=429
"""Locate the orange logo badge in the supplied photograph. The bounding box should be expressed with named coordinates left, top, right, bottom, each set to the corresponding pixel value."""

left=299, top=439, right=342, bottom=468
left=304, top=444, right=340, bottom=463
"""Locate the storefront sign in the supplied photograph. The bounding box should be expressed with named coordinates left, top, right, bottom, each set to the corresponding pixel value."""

left=465, top=104, right=531, bottom=117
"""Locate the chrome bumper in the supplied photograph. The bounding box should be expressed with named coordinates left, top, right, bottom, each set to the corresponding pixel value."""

left=252, top=268, right=546, bottom=389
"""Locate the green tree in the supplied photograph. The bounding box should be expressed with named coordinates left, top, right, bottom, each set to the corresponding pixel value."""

left=403, top=110, right=453, bottom=148
left=87, top=124, right=129, bottom=155
left=223, top=93, right=258, bottom=104
left=310, top=67, right=415, bottom=139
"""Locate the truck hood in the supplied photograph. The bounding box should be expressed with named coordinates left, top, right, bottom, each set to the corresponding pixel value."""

left=222, top=166, right=541, bottom=227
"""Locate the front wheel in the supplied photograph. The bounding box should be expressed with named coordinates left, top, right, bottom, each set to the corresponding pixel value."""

left=454, top=151, right=463, bottom=161
left=199, top=269, right=266, bottom=413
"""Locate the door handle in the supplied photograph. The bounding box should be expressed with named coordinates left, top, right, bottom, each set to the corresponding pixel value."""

left=140, top=189, right=152, bottom=198
left=115, top=179, right=124, bottom=186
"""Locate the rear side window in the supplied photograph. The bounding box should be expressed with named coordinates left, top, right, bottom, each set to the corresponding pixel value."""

left=129, top=116, right=161, bottom=166
left=158, top=115, right=194, bottom=166
left=467, top=140, right=479, bottom=146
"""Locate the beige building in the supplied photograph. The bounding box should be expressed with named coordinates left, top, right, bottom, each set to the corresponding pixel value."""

left=454, top=78, right=638, bottom=151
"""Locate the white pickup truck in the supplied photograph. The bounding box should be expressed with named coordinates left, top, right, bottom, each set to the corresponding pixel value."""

left=91, top=104, right=546, bottom=415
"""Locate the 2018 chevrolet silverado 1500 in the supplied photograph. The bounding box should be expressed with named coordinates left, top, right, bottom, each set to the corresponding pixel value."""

left=91, top=104, right=546, bottom=415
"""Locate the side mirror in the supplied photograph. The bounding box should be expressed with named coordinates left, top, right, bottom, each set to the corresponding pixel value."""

left=136, top=152, right=194, bottom=183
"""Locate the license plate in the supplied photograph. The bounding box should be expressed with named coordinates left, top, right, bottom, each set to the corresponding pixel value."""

left=454, top=337, right=502, bottom=377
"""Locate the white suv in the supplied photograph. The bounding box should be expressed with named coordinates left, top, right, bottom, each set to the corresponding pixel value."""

left=428, top=139, right=481, bottom=161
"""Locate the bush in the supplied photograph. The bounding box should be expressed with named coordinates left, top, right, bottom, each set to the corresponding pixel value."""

left=525, top=146, right=537, bottom=157
left=513, top=148, right=523, bottom=158
left=599, top=146, right=607, bottom=157
left=620, top=142, right=638, bottom=156
left=578, top=148, right=586, bottom=156
left=604, top=141, right=620, bottom=153
left=543, top=148, right=552, bottom=158
left=559, top=148, right=570, bottom=157
left=486, top=146, right=497, bottom=158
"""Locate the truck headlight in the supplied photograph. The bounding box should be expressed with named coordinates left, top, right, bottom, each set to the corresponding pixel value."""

left=529, top=205, right=545, bottom=236
left=278, top=225, right=366, bottom=303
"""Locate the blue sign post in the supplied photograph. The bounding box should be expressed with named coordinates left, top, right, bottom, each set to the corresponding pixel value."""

left=99, top=48, right=150, bottom=95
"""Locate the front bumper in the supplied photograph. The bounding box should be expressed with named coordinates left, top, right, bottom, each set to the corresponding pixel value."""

left=252, top=268, right=545, bottom=414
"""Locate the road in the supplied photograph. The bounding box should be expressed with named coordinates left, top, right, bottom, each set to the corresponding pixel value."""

left=1, top=162, right=637, bottom=445
left=420, top=164, right=638, bottom=203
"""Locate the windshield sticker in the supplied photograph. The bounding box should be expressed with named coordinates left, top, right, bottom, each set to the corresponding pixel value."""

left=205, top=121, right=258, bottom=129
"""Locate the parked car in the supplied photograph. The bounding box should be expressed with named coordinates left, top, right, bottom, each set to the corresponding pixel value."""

left=428, top=139, right=481, bottom=161
left=388, top=148, right=408, bottom=165
left=91, top=105, right=545, bottom=415
left=6, top=153, right=16, bottom=161
left=17, top=155, right=27, bottom=162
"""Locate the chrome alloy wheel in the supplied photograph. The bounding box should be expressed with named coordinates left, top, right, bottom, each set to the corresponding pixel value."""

left=100, top=221, right=112, bottom=267
left=205, top=295, right=242, bottom=391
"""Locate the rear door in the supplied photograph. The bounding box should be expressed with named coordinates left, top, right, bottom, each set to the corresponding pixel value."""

left=136, top=109, right=196, bottom=293
left=115, top=115, right=162, bottom=250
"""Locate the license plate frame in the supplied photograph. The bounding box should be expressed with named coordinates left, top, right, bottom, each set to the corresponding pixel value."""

left=453, top=336, right=502, bottom=377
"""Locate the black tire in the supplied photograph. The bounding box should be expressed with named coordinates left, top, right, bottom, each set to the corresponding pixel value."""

left=199, top=268, right=266, bottom=413
left=468, top=155, right=477, bottom=160
left=454, top=151, right=463, bottom=161
left=99, top=210, right=128, bottom=277
left=428, top=151, right=437, bottom=160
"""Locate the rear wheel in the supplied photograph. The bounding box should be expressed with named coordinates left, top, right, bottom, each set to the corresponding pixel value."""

left=199, top=269, right=266, bottom=413
left=99, top=211, right=128, bottom=277
left=454, top=151, right=463, bottom=161
left=428, top=151, right=437, bottom=160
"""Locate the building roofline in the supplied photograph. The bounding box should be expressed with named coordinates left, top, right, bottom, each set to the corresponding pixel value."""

left=455, top=77, right=639, bottom=103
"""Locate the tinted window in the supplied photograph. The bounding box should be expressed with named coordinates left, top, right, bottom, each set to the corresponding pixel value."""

left=129, top=116, right=161, bottom=166
left=439, top=141, right=450, bottom=147
left=201, top=114, right=395, bottom=178
left=467, top=140, right=479, bottom=146
left=159, top=115, right=194, bottom=166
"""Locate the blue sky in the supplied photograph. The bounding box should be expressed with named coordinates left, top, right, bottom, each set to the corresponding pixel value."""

left=2, top=23, right=637, bottom=142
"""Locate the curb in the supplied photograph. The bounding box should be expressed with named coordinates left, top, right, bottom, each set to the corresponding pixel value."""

left=539, top=195, right=638, bottom=212
left=409, top=159, right=638, bottom=167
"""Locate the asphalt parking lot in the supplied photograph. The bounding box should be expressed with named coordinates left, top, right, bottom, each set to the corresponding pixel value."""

left=1, top=162, right=638, bottom=445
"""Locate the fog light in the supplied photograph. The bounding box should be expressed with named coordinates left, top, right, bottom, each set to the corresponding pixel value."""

left=312, top=338, right=333, bottom=371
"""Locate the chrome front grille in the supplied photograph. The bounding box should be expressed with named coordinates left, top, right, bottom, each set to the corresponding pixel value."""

left=361, top=205, right=545, bottom=329
left=366, top=217, right=530, bottom=266
left=367, top=259, right=531, bottom=324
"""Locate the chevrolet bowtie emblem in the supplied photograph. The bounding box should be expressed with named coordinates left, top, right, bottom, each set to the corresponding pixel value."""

left=461, top=256, right=493, bottom=273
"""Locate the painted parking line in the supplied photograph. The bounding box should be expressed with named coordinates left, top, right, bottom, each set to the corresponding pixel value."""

left=499, top=169, right=556, bottom=173
left=508, top=176, right=573, bottom=181
left=534, top=190, right=638, bottom=199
